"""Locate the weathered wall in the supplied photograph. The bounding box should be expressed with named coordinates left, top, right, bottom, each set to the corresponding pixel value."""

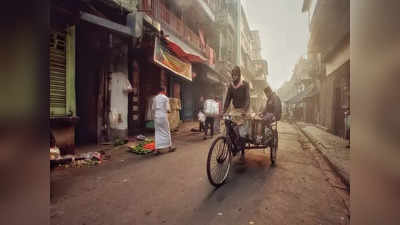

left=325, top=39, right=350, bottom=75
left=319, top=74, right=335, bottom=131
left=76, top=23, right=103, bottom=145
left=51, top=125, right=75, bottom=155
left=320, top=37, right=350, bottom=134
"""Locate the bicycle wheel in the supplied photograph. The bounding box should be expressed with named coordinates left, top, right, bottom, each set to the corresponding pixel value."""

left=270, top=130, right=278, bottom=165
left=207, top=136, right=232, bottom=187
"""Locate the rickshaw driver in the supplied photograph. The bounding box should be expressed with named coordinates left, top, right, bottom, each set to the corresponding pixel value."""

left=258, top=86, right=282, bottom=144
left=259, top=86, right=282, bottom=124
left=222, top=66, right=251, bottom=162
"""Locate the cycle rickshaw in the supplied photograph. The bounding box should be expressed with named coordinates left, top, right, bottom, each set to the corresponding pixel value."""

left=206, top=115, right=278, bottom=187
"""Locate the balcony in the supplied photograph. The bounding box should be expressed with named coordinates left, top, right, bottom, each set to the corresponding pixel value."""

left=142, top=0, right=215, bottom=65
left=252, top=59, right=268, bottom=76
left=198, top=0, right=217, bottom=21
left=201, top=0, right=218, bottom=12
left=216, top=10, right=235, bottom=32
left=304, top=53, right=325, bottom=79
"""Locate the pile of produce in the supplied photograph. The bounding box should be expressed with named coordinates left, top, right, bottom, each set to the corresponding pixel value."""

left=128, top=138, right=155, bottom=155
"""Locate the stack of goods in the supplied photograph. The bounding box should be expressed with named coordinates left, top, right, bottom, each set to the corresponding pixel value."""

left=50, top=146, right=61, bottom=160
left=168, top=98, right=181, bottom=131
left=203, top=99, right=219, bottom=117
left=128, top=138, right=155, bottom=155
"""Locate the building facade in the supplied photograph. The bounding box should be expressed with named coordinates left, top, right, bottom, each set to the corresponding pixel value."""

left=303, top=0, right=350, bottom=137
left=50, top=0, right=134, bottom=154
left=49, top=0, right=270, bottom=154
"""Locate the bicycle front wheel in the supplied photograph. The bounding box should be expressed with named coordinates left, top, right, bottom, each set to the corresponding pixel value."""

left=206, top=136, right=232, bottom=187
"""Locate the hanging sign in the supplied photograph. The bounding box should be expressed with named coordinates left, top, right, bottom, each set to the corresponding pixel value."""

left=154, top=37, right=192, bottom=81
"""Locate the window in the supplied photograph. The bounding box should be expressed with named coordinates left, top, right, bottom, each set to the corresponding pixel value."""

left=49, top=30, right=67, bottom=116
left=49, top=26, right=76, bottom=117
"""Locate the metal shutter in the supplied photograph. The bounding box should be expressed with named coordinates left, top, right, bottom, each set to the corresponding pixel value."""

left=49, top=31, right=67, bottom=116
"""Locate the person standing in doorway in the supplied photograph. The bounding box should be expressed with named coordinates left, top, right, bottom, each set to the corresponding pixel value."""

left=152, top=86, right=176, bottom=155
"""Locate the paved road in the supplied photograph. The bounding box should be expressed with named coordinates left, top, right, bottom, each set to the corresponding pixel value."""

left=51, top=122, right=349, bottom=225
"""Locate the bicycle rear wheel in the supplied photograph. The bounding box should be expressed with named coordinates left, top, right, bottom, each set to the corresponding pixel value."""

left=206, top=136, right=232, bottom=187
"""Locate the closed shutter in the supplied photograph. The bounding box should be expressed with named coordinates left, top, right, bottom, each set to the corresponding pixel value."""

left=49, top=30, right=67, bottom=116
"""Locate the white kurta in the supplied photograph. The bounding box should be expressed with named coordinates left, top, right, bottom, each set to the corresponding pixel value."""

left=152, top=94, right=172, bottom=149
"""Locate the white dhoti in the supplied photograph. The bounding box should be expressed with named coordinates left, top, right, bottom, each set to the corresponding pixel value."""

left=154, top=116, right=172, bottom=149
left=152, top=93, right=172, bottom=149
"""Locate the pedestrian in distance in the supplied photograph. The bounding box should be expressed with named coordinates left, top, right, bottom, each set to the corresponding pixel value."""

left=203, top=95, right=218, bottom=140
left=197, top=96, right=205, bottom=132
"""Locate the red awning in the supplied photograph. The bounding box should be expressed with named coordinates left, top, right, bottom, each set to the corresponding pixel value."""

left=164, top=38, right=207, bottom=63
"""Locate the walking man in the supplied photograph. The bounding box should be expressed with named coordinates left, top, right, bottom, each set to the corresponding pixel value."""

left=152, top=86, right=176, bottom=155
left=203, top=96, right=218, bottom=140
left=197, top=96, right=205, bottom=132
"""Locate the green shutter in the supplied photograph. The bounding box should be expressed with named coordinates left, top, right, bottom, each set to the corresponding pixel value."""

left=49, top=30, right=67, bottom=116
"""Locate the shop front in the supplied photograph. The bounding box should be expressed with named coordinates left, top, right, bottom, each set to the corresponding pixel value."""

left=132, top=24, right=200, bottom=131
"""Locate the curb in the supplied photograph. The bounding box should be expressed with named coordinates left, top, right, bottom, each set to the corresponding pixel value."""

left=295, top=123, right=350, bottom=189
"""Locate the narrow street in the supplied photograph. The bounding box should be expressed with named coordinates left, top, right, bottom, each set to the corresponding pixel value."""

left=51, top=122, right=349, bottom=225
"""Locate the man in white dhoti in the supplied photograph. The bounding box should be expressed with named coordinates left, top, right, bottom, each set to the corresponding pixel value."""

left=152, top=86, right=176, bottom=155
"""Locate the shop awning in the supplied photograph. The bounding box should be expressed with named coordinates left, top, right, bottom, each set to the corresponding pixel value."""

left=286, top=93, right=303, bottom=104
left=163, top=30, right=207, bottom=63
left=286, top=87, right=314, bottom=104
left=154, top=37, right=193, bottom=81
left=166, top=39, right=207, bottom=63
left=80, top=12, right=132, bottom=37
left=286, top=86, right=316, bottom=104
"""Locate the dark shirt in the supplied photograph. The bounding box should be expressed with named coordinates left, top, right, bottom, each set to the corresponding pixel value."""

left=262, top=92, right=281, bottom=118
left=223, top=81, right=250, bottom=113
left=197, top=100, right=204, bottom=113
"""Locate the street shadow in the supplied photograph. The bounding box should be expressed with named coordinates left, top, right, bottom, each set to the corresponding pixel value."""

left=180, top=152, right=278, bottom=225
left=205, top=151, right=277, bottom=198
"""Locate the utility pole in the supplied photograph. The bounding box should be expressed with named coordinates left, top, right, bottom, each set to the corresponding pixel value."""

left=235, top=0, right=241, bottom=66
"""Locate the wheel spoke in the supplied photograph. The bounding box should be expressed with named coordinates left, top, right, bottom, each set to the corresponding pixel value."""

left=207, top=137, right=231, bottom=185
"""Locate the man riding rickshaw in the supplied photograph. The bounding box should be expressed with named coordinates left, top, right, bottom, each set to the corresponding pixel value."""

left=207, top=66, right=282, bottom=187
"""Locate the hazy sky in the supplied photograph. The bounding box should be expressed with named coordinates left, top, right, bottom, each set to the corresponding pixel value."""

left=243, top=0, right=310, bottom=90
